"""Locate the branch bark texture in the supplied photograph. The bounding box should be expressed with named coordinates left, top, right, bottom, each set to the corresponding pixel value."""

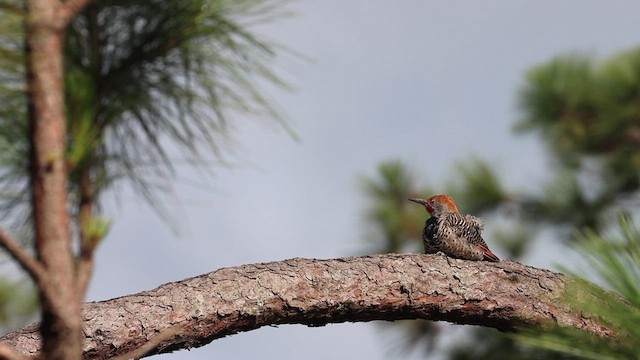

left=2, top=254, right=614, bottom=359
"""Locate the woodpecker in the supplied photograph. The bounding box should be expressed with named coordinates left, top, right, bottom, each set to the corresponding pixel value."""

left=408, top=194, right=499, bottom=262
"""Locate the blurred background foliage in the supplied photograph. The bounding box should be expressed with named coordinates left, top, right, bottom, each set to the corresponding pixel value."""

left=517, top=213, right=640, bottom=359
left=361, top=48, right=640, bottom=359
left=0, top=0, right=290, bottom=331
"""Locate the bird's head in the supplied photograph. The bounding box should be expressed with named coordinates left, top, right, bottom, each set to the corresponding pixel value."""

left=408, top=194, right=459, bottom=217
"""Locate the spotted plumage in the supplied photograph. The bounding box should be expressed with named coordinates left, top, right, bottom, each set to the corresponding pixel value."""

left=409, top=194, right=499, bottom=262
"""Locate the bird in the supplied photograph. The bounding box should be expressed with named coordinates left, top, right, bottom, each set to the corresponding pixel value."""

left=408, top=194, right=499, bottom=262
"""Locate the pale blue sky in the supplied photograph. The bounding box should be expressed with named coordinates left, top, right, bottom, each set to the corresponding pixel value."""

left=83, top=1, right=640, bottom=359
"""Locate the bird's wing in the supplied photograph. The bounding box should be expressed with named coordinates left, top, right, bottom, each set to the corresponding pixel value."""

left=464, top=214, right=484, bottom=230
left=444, top=214, right=489, bottom=247
left=440, top=214, right=500, bottom=262
left=453, top=215, right=500, bottom=262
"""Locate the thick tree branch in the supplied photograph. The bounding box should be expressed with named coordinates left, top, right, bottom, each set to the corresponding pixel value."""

left=1, top=254, right=615, bottom=359
left=0, top=229, right=46, bottom=285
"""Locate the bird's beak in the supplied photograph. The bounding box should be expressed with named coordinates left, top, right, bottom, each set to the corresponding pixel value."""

left=408, top=198, right=427, bottom=206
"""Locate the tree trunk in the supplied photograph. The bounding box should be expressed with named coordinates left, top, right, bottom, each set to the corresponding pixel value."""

left=1, top=254, right=616, bottom=359
left=26, top=1, right=79, bottom=358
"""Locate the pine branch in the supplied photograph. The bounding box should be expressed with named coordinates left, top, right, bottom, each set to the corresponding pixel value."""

left=76, top=166, right=96, bottom=300
left=75, top=256, right=93, bottom=300
left=0, top=228, right=45, bottom=285
left=1, top=254, right=615, bottom=359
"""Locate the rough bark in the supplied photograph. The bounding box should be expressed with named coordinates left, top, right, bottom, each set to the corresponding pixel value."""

left=25, top=0, right=92, bottom=359
left=26, top=0, right=80, bottom=358
left=1, top=254, right=614, bottom=359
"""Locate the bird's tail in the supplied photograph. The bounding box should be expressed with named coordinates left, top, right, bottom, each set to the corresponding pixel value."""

left=478, top=245, right=500, bottom=262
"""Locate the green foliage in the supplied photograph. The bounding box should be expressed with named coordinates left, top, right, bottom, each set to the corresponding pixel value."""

left=449, top=328, right=571, bottom=360
left=0, top=278, right=37, bottom=331
left=517, top=55, right=598, bottom=162
left=571, top=214, right=640, bottom=302
left=0, top=0, right=293, bottom=226
left=518, top=49, right=640, bottom=193
left=518, top=214, right=640, bottom=359
left=449, top=158, right=507, bottom=214
left=490, top=221, right=532, bottom=259
left=62, top=0, right=293, bottom=220
left=360, top=160, right=431, bottom=253
left=522, top=171, right=613, bottom=231
left=81, top=215, right=112, bottom=250
left=0, top=0, right=28, bottom=226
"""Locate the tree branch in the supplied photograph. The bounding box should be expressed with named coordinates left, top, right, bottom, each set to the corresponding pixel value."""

left=76, top=165, right=96, bottom=300
left=0, top=342, right=29, bottom=360
left=1, top=254, right=615, bottom=359
left=0, top=229, right=45, bottom=285
left=57, top=0, right=92, bottom=26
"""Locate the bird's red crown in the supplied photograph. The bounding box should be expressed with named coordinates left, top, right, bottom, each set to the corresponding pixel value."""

left=427, top=194, right=459, bottom=213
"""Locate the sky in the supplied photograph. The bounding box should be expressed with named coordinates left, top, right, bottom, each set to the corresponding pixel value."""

left=69, top=1, right=640, bottom=359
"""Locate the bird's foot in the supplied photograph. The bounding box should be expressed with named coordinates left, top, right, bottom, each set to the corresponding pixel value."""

left=436, top=251, right=453, bottom=266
